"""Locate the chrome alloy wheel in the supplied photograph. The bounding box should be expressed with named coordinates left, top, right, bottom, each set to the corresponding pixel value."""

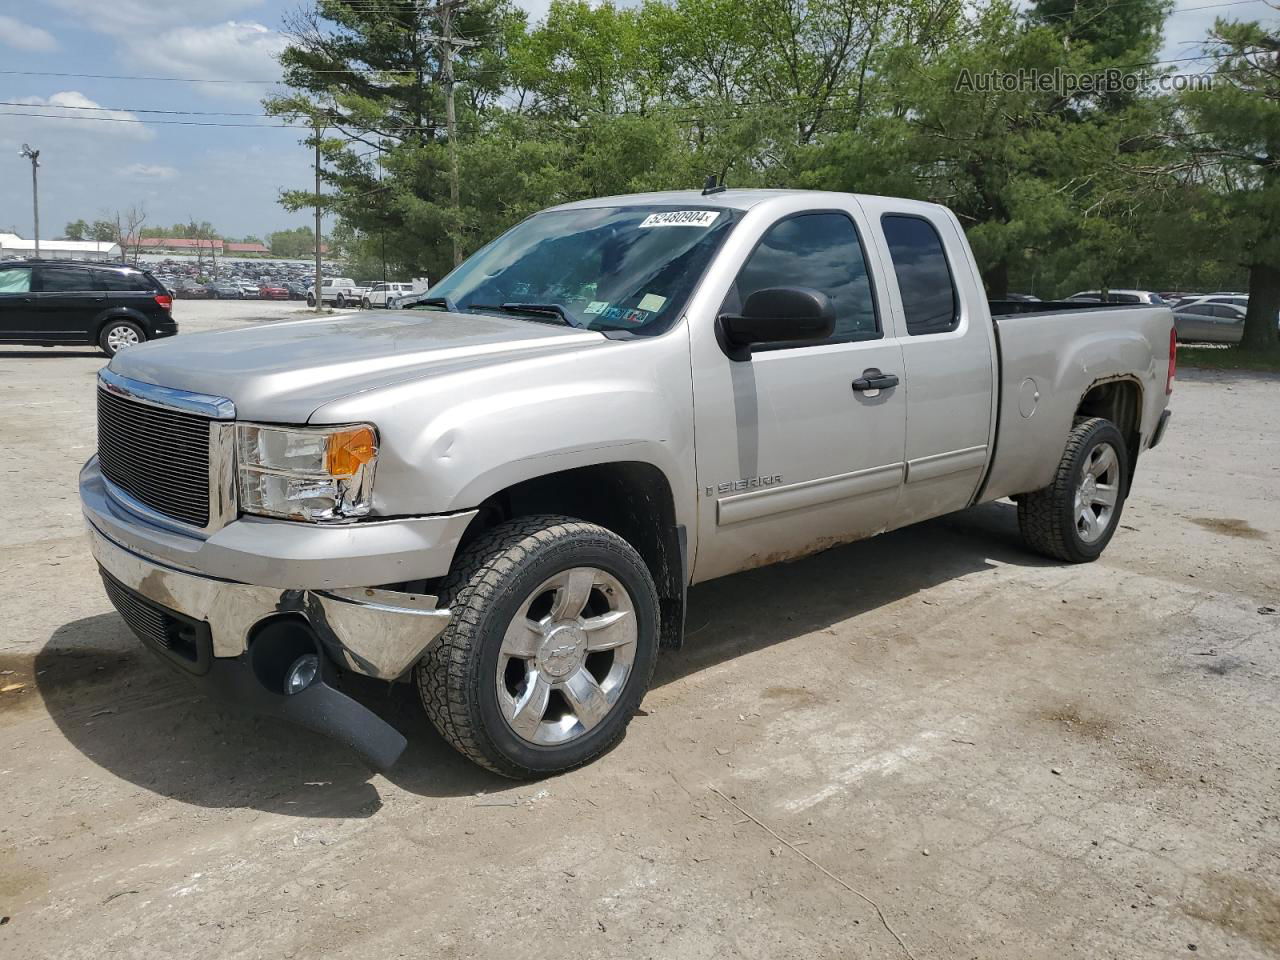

left=106, top=325, right=140, bottom=352
left=1075, top=441, right=1120, bottom=543
left=496, top=566, right=638, bottom=746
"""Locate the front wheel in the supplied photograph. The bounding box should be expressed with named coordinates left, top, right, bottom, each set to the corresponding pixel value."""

left=361, top=297, right=371, bottom=309
left=306, top=293, right=315, bottom=307
left=417, top=516, right=660, bottom=778
left=1018, top=417, right=1129, bottom=563
left=99, top=319, right=145, bottom=357
left=335, top=294, right=346, bottom=308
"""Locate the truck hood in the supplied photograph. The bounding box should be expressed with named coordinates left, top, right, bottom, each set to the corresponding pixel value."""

left=108, top=310, right=606, bottom=422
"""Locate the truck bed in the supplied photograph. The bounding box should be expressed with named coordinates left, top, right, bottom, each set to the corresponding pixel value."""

left=979, top=302, right=1174, bottom=503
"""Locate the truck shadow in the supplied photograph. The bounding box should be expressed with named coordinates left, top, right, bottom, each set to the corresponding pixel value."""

left=34, top=500, right=1043, bottom=817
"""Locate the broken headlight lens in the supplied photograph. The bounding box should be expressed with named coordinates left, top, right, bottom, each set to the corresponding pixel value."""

left=236, top=423, right=377, bottom=522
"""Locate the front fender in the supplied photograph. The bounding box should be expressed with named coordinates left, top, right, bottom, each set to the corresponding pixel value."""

left=308, top=330, right=699, bottom=532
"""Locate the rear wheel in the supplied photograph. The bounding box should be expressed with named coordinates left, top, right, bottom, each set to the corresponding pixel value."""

left=417, top=516, right=660, bottom=778
left=99, top=319, right=145, bottom=357
left=1018, top=417, right=1129, bottom=563
left=335, top=294, right=346, bottom=308
left=306, top=293, right=315, bottom=307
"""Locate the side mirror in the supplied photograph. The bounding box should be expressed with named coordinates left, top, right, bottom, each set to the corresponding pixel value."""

left=717, top=286, right=836, bottom=360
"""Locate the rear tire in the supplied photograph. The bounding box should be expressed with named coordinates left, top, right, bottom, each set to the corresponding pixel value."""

left=1018, top=417, right=1129, bottom=563
left=306, top=293, right=315, bottom=307
left=99, top=319, right=145, bottom=358
left=336, top=294, right=346, bottom=308
left=417, top=515, right=660, bottom=779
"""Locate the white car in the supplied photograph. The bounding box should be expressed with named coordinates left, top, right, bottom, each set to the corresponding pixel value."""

left=306, top=277, right=361, bottom=308
left=362, top=282, right=421, bottom=308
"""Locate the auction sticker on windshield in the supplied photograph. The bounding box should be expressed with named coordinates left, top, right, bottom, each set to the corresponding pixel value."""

left=639, top=210, right=720, bottom=228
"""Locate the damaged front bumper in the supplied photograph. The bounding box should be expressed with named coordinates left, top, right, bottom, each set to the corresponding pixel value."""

left=88, top=522, right=449, bottom=771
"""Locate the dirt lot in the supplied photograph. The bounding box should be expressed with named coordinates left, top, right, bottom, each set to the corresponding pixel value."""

left=2, top=304, right=1278, bottom=959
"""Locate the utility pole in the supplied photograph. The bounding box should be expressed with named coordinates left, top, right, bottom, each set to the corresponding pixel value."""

left=314, top=117, right=325, bottom=313
left=428, top=1, right=477, bottom=267
left=19, top=144, right=39, bottom=256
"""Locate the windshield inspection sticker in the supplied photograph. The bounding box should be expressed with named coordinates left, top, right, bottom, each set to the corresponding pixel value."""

left=584, top=300, right=610, bottom=315
left=639, top=210, right=720, bottom=228
left=637, top=293, right=667, bottom=312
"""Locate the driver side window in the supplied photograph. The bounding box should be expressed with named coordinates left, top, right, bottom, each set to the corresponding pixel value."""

left=729, top=212, right=880, bottom=345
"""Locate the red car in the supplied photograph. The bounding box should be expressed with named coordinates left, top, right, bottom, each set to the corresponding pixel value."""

left=258, top=284, right=290, bottom=300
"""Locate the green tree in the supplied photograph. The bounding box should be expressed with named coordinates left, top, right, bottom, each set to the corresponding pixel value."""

left=269, top=226, right=321, bottom=258
left=63, top=219, right=89, bottom=241
left=1181, top=17, right=1280, bottom=351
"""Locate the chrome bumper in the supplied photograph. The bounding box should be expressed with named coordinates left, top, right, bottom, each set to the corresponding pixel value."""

left=89, top=521, right=452, bottom=680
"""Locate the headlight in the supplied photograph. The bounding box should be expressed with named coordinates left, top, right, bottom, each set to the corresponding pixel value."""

left=236, top=423, right=377, bottom=522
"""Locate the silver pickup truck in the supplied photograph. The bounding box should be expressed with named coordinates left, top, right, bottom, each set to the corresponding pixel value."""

left=80, top=189, right=1175, bottom=777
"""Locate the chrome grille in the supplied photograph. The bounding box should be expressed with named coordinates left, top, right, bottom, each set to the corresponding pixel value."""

left=97, top=386, right=211, bottom=527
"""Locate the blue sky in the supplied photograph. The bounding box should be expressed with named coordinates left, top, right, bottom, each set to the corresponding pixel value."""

left=0, top=0, right=1271, bottom=240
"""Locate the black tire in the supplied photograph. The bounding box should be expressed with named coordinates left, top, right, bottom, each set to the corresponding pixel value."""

left=306, top=293, right=315, bottom=307
left=98, top=319, right=146, bottom=358
left=1018, top=417, right=1130, bottom=563
left=417, top=515, right=660, bottom=779
left=361, top=297, right=371, bottom=309
left=335, top=294, right=346, bottom=308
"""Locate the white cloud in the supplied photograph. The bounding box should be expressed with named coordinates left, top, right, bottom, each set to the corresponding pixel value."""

left=0, top=14, right=58, bottom=51
left=0, top=91, right=155, bottom=141
left=47, top=0, right=263, bottom=35
left=117, top=20, right=288, bottom=101
left=119, top=163, right=179, bottom=181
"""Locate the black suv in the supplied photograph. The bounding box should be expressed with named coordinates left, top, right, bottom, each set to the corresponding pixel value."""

left=0, top=259, right=178, bottom=357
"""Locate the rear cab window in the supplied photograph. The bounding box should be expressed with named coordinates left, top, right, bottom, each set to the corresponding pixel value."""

left=881, top=214, right=959, bottom=335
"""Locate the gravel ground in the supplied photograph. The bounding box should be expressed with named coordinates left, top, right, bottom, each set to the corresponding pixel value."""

left=1, top=304, right=1278, bottom=959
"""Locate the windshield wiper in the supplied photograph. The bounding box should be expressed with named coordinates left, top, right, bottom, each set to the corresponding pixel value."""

left=464, top=302, right=576, bottom=326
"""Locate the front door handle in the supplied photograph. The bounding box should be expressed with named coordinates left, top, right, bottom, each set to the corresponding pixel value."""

left=852, top=368, right=900, bottom=391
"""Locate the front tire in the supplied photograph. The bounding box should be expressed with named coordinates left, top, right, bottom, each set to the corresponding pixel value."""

left=99, top=319, right=145, bottom=357
left=361, top=297, right=371, bottom=309
left=1018, top=417, right=1129, bottom=563
left=335, top=294, right=346, bottom=308
left=417, top=516, right=660, bottom=778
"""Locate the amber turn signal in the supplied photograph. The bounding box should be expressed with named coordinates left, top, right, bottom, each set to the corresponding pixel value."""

left=325, top=426, right=377, bottom=478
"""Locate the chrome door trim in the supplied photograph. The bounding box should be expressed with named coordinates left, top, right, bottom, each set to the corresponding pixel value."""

left=905, top=444, right=989, bottom=484
left=717, top=462, right=904, bottom=526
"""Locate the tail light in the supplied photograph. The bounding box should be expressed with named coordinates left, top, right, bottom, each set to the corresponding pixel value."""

left=154, top=294, right=173, bottom=311
left=1166, top=326, right=1176, bottom=394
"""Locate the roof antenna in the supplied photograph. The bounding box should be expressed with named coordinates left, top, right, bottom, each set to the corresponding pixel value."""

left=702, top=174, right=726, bottom=196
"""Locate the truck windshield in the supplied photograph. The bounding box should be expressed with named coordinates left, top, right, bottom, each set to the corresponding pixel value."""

left=423, top=206, right=739, bottom=335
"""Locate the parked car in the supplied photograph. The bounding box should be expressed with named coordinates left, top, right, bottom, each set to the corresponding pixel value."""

left=174, top=281, right=210, bottom=300
left=82, top=189, right=1174, bottom=777
left=238, top=283, right=261, bottom=300
left=362, top=282, right=420, bottom=308
left=258, top=283, right=290, bottom=301
left=0, top=259, right=177, bottom=356
left=1066, top=289, right=1167, bottom=305
left=306, top=277, right=361, bottom=308
left=1173, top=300, right=1247, bottom=343
left=1198, top=292, right=1249, bottom=309
left=284, top=282, right=309, bottom=301
left=207, top=282, right=242, bottom=299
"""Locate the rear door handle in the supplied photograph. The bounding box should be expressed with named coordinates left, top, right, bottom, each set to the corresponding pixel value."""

left=852, top=368, right=900, bottom=391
